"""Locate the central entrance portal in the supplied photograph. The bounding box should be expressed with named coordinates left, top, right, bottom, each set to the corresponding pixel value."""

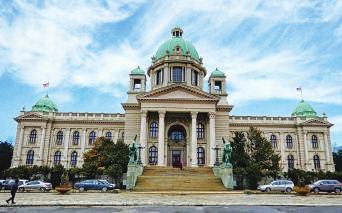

left=167, top=124, right=187, bottom=167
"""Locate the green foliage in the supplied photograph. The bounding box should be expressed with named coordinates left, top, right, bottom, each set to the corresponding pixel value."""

left=230, top=127, right=281, bottom=189
left=333, top=150, right=342, bottom=172
left=104, top=164, right=123, bottom=186
left=0, top=141, right=13, bottom=177
left=50, top=165, right=65, bottom=188
left=285, top=168, right=342, bottom=185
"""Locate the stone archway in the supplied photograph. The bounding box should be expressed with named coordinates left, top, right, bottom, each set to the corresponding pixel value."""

left=166, top=124, right=188, bottom=167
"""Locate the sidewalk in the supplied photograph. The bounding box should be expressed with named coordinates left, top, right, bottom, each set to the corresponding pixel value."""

left=1, top=192, right=342, bottom=207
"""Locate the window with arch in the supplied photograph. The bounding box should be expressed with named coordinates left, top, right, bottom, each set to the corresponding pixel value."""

left=270, top=135, right=277, bottom=148
left=70, top=151, right=78, bottom=167
left=169, top=126, right=185, bottom=141
left=72, top=131, right=80, bottom=145
left=29, top=129, right=37, bottom=143
left=197, top=147, right=205, bottom=165
left=150, top=122, right=158, bottom=138
left=149, top=146, right=158, bottom=165
left=54, top=151, right=62, bottom=165
left=312, top=135, right=318, bottom=148
left=197, top=123, right=205, bottom=139
left=89, top=131, right=96, bottom=145
left=313, top=155, right=320, bottom=170
left=56, top=131, right=63, bottom=145
left=26, top=150, right=34, bottom=165
left=286, top=135, right=293, bottom=149
left=287, top=154, right=294, bottom=170
left=105, top=132, right=112, bottom=140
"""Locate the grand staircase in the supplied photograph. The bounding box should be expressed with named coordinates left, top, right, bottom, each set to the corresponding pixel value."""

left=134, top=167, right=226, bottom=191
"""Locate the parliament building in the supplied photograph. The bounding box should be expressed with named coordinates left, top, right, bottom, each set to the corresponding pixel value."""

left=11, top=27, right=335, bottom=172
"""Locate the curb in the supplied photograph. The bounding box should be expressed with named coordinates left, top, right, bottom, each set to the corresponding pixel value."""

left=2, top=204, right=342, bottom=207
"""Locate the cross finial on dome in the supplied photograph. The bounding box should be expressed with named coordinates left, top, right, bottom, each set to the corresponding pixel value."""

left=171, top=27, right=183, bottom=37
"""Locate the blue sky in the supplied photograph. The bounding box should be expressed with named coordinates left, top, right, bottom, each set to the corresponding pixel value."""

left=0, top=0, right=342, bottom=147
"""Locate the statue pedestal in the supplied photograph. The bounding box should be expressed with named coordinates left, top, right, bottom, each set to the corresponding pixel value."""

left=126, top=163, right=143, bottom=190
left=213, top=165, right=234, bottom=190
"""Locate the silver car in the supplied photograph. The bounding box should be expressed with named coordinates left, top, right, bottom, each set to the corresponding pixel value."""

left=18, top=180, right=52, bottom=192
left=258, top=180, right=294, bottom=193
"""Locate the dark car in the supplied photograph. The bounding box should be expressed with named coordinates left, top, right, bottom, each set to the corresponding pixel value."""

left=308, top=180, right=342, bottom=193
left=74, top=179, right=114, bottom=192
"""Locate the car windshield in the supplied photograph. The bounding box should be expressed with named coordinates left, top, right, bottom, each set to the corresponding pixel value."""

left=313, top=181, right=321, bottom=185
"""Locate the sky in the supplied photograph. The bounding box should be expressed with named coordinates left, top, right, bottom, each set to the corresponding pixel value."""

left=0, top=0, right=342, bottom=147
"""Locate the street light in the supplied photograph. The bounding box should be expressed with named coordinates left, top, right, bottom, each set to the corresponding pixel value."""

left=212, top=144, right=220, bottom=166
left=137, top=144, right=145, bottom=165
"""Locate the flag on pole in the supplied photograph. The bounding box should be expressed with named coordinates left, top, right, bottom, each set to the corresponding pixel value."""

left=43, top=82, right=49, bottom=88
left=296, top=87, right=303, bottom=99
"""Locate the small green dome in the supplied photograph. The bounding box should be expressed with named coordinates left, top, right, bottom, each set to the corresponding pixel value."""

left=131, top=66, right=145, bottom=75
left=32, top=94, right=58, bottom=113
left=154, top=27, right=200, bottom=62
left=211, top=68, right=225, bottom=77
left=292, top=99, right=317, bottom=118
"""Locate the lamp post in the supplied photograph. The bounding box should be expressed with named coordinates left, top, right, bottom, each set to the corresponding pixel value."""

left=137, top=144, right=145, bottom=165
left=212, top=144, right=220, bottom=166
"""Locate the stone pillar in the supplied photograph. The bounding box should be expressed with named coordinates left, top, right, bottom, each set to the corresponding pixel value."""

left=140, top=110, right=147, bottom=165
left=98, top=129, right=103, bottom=137
left=17, top=127, right=24, bottom=161
left=158, top=111, right=165, bottom=166
left=39, top=127, right=46, bottom=165
left=323, top=131, right=330, bottom=165
left=280, top=133, right=285, bottom=165
left=303, top=131, right=309, bottom=168
left=81, top=129, right=86, bottom=154
left=209, top=112, right=216, bottom=166
left=113, top=130, right=119, bottom=144
left=63, top=128, right=70, bottom=165
left=191, top=112, right=198, bottom=167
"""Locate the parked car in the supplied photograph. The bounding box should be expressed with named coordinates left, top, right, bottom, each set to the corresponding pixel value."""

left=18, top=180, right=52, bottom=192
left=0, top=180, right=5, bottom=190
left=99, top=180, right=116, bottom=188
left=258, top=180, right=294, bottom=193
left=2, top=179, right=29, bottom=190
left=74, top=179, right=114, bottom=192
left=308, top=180, right=342, bottom=193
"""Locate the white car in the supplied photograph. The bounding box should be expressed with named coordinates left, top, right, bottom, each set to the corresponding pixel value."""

left=258, top=180, right=294, bottom=193
left=99, top=180, right=116, bottom=188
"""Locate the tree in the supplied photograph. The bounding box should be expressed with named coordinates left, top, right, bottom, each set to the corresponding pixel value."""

left=333, top=150, right=342, bottom=172
left=0, top=141, right=13, bottom=177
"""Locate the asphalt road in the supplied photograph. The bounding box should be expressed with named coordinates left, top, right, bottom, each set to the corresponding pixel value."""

left=1, top=206, right=342, bottom=213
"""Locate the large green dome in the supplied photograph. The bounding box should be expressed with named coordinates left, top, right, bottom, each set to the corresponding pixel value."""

left=32, top=94, right=58, bottom=113
left=291, top=99, right=317, bottom=118
left=154, top=27, right=200, bottom=62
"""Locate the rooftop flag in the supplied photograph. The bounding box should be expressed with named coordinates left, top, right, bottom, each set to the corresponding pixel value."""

left=296, top=87, right=303, bottom=99
left=43, top=82, right=49, bottom=88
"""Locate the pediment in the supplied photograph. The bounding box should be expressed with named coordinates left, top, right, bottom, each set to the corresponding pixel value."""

left=137, top=84, right=219, bottom=102
left=15, top=112, right=46, bottom=121
left=301, top=118, right=333, bottom=127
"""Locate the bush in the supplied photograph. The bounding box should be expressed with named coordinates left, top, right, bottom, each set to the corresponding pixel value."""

left=294, top=186, right=310, bottom=196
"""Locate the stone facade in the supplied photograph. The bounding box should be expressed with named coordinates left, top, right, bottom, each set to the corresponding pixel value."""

left=11, top=27, right=335, bottom=172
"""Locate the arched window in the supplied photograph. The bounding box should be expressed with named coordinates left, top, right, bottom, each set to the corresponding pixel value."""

left=29, top=129, right=37, bottom=143
left=168, top=125, right=185, bottom=141
left=314, top=155, right=320, bottom=170
left=312, top=135, right=318, bottom=148
left=105, top=132, right=112, bottom=140
left=197, top=123, right=205, bottom=139
left=54, top=151, right=62, bottom=165
left=70, top=151, right=78, bottom=167
left=72, top=131, right=80, bottom=145
left=287, top=155, right=294, bottom=170
left=286, top=135, right=293, bottom=149
left=56, top=131, right=63, bottom=145
left=150, top=122, right=158, bottom=138
left=26, top=150, right=34, bottom=165
left=197, top=147, right=205, bottom=165
left=270, top=135, right=277, bottom=148
left=89, top=131, right=96, bottom=145
left=149, top=146, right=158, bottom=165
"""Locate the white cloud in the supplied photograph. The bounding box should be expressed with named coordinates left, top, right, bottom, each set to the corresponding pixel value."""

left=330, top=115, right=342, bottom=133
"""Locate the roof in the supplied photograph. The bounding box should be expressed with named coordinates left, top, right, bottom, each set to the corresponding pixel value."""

left=291, top=99, right=317, bottom=118
left=131, top=66, right=145, bottom=75
left=211, top=68, right=225, bottom=77
left=154, top=27, right=200, bottom=62
left=32, top=94, right=58, bottom=113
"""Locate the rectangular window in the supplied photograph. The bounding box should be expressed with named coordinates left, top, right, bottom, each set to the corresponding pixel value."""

left=214, top=81, right=222, bottom=93
left=156, top=69, right=163, bottom=85
left=133, top=79, right=141, bottom=91
left=191, top=70, right=198, bottom=86
left=173, top=67, right=183, bottom=82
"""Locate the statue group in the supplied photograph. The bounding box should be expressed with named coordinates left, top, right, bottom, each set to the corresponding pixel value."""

left=222, top=137, right=232, bottom=167
left=128, top=135, right=138, bottom=164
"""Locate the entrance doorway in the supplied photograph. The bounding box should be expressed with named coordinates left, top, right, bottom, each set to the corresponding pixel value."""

left=172, top=150, right=181, bottom=166
left=167, top=124, right=187, bottom=167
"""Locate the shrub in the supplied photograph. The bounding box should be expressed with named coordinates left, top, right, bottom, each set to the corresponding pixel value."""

left=294, top=186, right=310, bottom=196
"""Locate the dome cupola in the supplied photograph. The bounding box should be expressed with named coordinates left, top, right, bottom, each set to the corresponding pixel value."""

left=292, top=99, right=317, bottom=118
left=32, top=94, right=58, bottom=113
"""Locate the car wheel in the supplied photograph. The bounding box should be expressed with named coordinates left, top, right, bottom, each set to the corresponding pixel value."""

left=18, top=188, right=25, bottom=192
left=285, top=188, right=292, bottom=193
left=102, top=187, right=107, bottom=192
left=335, top=188, right=341, bottom=194
left=79, top=187, right=85, bottom=192
left=40, top=187, right=46, bottom=192
left=313, top=187, right=320, bottom=193
left=265, top=188, right=271, bottom=192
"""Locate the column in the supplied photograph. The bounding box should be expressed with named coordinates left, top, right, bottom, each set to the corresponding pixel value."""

left=17, top=127, right=24, bottom=159
left=209, top=112, right=216, bottom=166
left=303, top=131, right=309, bottom=166
left=158, top=111, right=165, bottom=166
left=280, top=133, right=285, bottom=164
left=39, top=127, right=46, bottom=164
left=81, top=129, right=86, bottom=154
left=323, top=131, right=330, bottom=164
left=98, top=129, right=103, bottom=137
left=191, top=112, right=198, bottom=167
left=113, top=130, right=119, bottom=144
left=140, top=110, right=147, bottom=165
left=63, top=128, right=70, bottom=164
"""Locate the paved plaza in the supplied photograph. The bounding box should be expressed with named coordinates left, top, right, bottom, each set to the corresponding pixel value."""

left=0, top=192, right=342, bottom=207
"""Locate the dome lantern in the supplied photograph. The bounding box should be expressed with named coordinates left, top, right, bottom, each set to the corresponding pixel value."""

left=171, top=27, right=183, bottom=37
